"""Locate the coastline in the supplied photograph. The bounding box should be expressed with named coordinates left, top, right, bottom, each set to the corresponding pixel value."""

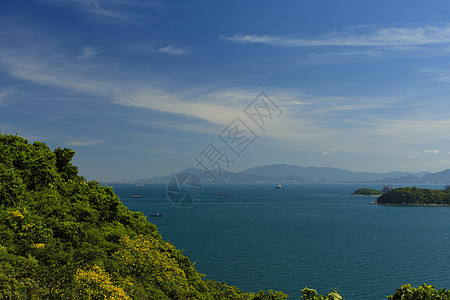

left=371, top=201, right=450, bottom=206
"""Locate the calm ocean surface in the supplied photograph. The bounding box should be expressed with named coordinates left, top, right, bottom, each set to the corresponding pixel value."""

left=113, top=183, right=450, bottom=300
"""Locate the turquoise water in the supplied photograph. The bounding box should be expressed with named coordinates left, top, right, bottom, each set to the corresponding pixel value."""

left=113, top=183, right=450, bottom=299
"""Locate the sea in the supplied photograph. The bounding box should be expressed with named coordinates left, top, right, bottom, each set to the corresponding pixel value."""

left=112, top=183, right=450, bottom=300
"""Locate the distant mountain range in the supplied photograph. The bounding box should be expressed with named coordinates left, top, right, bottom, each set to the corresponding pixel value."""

left=377, top=169, right=450, bottom=184
left=117, top=164, right=450, bottom=184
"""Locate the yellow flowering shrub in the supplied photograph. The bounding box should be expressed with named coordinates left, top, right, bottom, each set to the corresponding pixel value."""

left=7, top=209, right=25, bottom=220
left=114, top=234, right=192, bottom=297
left=74, top=265, right=130, bottom=300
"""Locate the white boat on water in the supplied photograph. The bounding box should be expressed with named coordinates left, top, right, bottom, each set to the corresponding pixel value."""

left=275, top=184, right=282, bottom=189
left=149, top=211, right=162, bottom=217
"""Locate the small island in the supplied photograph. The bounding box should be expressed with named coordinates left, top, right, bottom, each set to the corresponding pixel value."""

left=375, top=187, right=450, bottom=206
left=353, top=188, right=383, bottom=196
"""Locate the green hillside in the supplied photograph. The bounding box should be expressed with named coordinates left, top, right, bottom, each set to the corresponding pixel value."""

left=353, top=188, right=383, bottom=196
left=377, top=187, right=450, bottom=205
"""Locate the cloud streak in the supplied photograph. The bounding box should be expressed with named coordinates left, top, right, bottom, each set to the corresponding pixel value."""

left=78, top=46, right=98, bottom=59
left=2, top=36, right=447, bottom=152
left=0, top=29, right=252, bottom=133
left=223, top=25, right=450, bottom=47
left=65, top=138, right=104, bottom=146
left=39, top=0, right=154, bottom=22
left=157, top=46, right=192, bottom=55
left=123, top=43, right=192, bottom=55
left=2, top=24, right=450, bottom=168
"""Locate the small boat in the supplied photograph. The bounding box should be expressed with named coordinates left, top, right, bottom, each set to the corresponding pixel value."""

left=148, top=212, right=162, bottom=217
left=275, top=184, right=282, bottom=189
left=129, top=195, right=143, bottom=198
left=136, top=184, right=144, bottom=187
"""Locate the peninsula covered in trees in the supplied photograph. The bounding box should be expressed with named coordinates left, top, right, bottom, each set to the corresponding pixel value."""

left=376, top=187, right=450, bottom=206
left=0, top=132, right=449, bottom=299
left=352, top=188, right=384, bottom=196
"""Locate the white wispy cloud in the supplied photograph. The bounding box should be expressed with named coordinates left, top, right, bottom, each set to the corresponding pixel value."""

left=308, top=50, right=381, bottom=58
left=222, top=25, right=450, bottom=47
left=78, top=46, right=98, bottom=59
left=117, top=87, right=247, bottom=127
left=437, top=76, right=450, bottom=83
left=3, top=24, right=450, bottom=164
left=65, top=138, right=104, bottom=146
left=123, top=43, right=192, bottom=55
left=4, top=38, right=448, bottom=156
left=40, top=0, right=151, bottom=22
left=128, top=115, right=221, bottom=136
left=88, top=0, right=129, bottom=20
left=375, top=118, right=450, bottom=139
left=0, top=37, right=438, bottom=151
left=157, top=46, right=192, bottom=55
left=0, top=89, right=15, bottom=105
left=1, top=52, right=109, bottom=94
left=0, top=29, right=250, bottom=131
left=322, top=147, right=336, bottom=157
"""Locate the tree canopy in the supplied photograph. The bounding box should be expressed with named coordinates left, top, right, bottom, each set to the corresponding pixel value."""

left=377, top=187, right=450, bottom=205
left=353, top=188, right=383, bottom=196
left=388, top=284, right=450, bottom=300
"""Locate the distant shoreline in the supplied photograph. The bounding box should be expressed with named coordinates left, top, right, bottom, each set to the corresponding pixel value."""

left=371, top=201, right=450, bottom=206
left=352, top=193, right=380, bottom=197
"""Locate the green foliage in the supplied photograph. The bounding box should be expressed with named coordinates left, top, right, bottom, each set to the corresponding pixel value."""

left=74, top=265, right=131, bottom=299
left=253, top=289, right=289, bottom=299
left=300, top=288, right=342, bottom=300
left=353, top=188, right=383, bottom=196
left=388, top=284, right=450, bottom=300
left=54, top=147, right=79, bottom=182
left=377, top=187, right=450, bottom=205
left=205, top=281, right=254, bottom=300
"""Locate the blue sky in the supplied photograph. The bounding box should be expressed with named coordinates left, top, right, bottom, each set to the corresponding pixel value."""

left=3, top=0, right=450, bottom=181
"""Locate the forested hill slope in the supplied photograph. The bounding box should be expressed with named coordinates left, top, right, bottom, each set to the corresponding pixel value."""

left=376, top=187, right=450, bottom=205
left=0, top=133, right=289, bottom=299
